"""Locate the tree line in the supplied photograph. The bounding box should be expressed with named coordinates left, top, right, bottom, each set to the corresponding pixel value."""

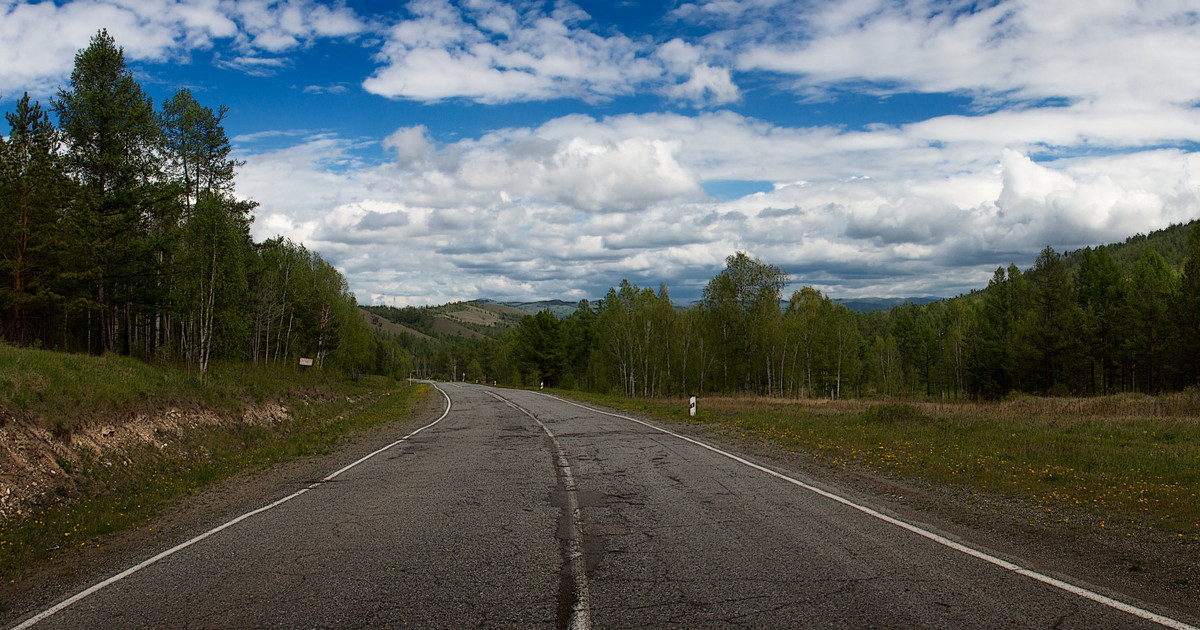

left=0, top=30, right=405, bottom=378
left=429, top=233, right=1200, bottom=399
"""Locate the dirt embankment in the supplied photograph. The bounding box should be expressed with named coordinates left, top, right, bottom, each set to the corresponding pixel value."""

left=0, top=401, right=290, bottom=524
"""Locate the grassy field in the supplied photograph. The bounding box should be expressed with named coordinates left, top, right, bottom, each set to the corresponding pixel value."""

left=564, top=390, right=1200, bottom=542
left=0, top=343, right=429, bottom=582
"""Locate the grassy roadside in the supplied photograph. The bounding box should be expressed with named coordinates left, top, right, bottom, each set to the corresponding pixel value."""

left=559, top=390, right=1200, bottom=543
left=0, top=343, right=367, bottom=433
left=0, top=344, right=430, bottom=583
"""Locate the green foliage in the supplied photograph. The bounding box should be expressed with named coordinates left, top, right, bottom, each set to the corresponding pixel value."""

left=1027, top=246, right=1082, bottom=393
left=1177, top=228, right=1200, bottom=384
left=363, top=304, right=437, bottom=333
left=160, top=88, right=240, bottom=207
left=1076, top=246, right=1124, bottom=394
left=173, top=193, right=251, bottom=374
left=1124, top=248, right=1178, bottom=392
left=479, top=224, right=1200, bottom=401
left=702, top=252, right=788, bottom=392
left=8, top=31, right=1200, bottom=401
left=0, top=93, right=71, bottom=345
left=510, top=310, right=567, bottom=387
left=1065, top=220, right=1197, bottom=274
left=0, top=30, right=394, bottom=384
left=53, top=29, right=169, bottom=356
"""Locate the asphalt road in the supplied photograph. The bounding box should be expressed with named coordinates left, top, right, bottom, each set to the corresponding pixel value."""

left=9, top=383, right=1199, bottom=629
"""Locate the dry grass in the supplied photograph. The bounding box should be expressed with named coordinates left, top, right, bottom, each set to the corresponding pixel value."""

left=443, top=305, right=504, bottom=327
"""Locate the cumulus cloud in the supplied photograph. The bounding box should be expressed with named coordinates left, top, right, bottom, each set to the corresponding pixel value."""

left=732, top=0, right=1200, bottom=108
left=9, top=0, right=1200, bottom=304
left=362, top=0, right=738, bottom=106
left=363, top=0, right=656, bottom=103
left=383, top=125, right=434, bottom=167
left=666, top=64, right=740, bottom=106
left=233, top=107, right=1200, bottom=304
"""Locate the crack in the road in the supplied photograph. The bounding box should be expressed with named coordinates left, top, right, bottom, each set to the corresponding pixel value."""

left=486, top=392, right=593, bottom=630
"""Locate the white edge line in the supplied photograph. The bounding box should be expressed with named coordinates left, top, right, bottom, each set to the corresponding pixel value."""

left=540, top=392, right=1199, bottom=630
left=10, top=383, right=453, bottom=630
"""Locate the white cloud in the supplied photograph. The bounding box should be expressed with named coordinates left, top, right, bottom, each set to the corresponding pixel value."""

left=667, top=64, right=740, bottom=106
left=363, top=0, right=659, bottom=103
left=214, top=54, right=290, bottom=76
left=363, top=0, right=738, bottom=106
left=233, top=108, right=1200, bottom=304
left=732, top=0, right=1200, bottom=109
left=0, top=0, right=366, bottom=94
left=383, top=125, right=434, bottom=167
left=10, top=0, right=1200, bottom=304
left=231, top=0, right=364, bottom=52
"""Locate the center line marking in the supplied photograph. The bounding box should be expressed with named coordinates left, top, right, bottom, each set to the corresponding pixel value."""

left=486, top=391, right=592, bottom=630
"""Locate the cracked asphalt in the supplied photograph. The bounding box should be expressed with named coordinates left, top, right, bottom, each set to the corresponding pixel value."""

left=10, top=383, right=1197, bottom=629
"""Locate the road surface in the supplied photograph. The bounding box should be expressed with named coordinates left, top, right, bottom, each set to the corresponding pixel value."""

left=9, top=383, right=1198, bottom=629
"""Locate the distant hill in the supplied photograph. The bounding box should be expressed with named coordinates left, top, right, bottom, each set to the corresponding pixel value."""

left=476, top=299, right=581, bottom=318
left=1063, top=219, right=1196, bottom=273
left=474, top=302, right=529, bottom=318
left=833, top=296, right=944, bottom=312
left=431, top=317, right=486, bottom=340
left=359, top=308, right=432, bottom=341
left=363, top=300, right=530, bottom=342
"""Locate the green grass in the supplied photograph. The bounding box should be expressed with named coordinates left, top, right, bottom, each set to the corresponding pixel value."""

left=561, top=391, right=1200, bottom=541
left=0, top=343, right=365, bottom=434
left=0, top=343, right=431, bottom=582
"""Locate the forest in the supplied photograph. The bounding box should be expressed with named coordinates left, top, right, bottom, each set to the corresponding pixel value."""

left=6, top=31, right=1199, bottom=400
left=375, top=222, right=1200, bottom=401
left=0, top=31, right=405, bottom=379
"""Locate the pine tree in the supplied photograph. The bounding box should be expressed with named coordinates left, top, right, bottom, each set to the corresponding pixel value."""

left=1027, top=246, right=1081, bottom=394
left=1125, top=248, right=1177, bottom=392
left=1075, top=246, right=1123, bottom=393
left=1177, top=226, right=1200, bottom=385
left=53, top=29, right=166, bottom=355
left=161, top=88, right=242, bottom=212
left=971, top=265, right=1031, bottom=398
left=0, top=94, right=71, bottom=345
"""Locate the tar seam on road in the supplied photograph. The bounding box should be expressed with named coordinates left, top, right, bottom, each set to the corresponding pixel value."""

left=486, top=391, right=592, bottom=630
left=541, top=392, right=1200, bottom=630
left=9, top=384, right=454, bottom=630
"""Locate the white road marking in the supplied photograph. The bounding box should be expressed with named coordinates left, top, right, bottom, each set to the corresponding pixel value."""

left=10, top=385, right=453, bottom=630
left=541, top=392, right=1200, bottom=630
left=486, top=391, right=592, bottom=630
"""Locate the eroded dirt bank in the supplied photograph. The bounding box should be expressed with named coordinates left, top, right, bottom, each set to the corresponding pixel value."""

left=0, top=401, right=291, bottom=524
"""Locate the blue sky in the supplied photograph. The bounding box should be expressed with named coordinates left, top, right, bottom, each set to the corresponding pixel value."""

left=5, top=0, right=1200, bottom=306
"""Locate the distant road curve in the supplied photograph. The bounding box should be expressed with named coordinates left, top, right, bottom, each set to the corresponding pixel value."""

left=9, top=383, right=1198, bottom=629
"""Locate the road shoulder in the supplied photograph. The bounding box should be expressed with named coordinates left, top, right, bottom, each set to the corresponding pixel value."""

left=1, top=387, right=443, bottom=628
